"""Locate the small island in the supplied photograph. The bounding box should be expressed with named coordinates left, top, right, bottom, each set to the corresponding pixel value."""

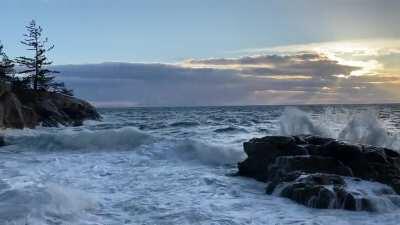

left=0, top=20, right=100, bottom=130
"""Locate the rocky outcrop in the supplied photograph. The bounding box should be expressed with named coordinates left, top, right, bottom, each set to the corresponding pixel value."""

left=0, top=91, right=38, bottom=128
left=29, top=91, right=101, bottom=127
left=0, top=88, right=100, bottom=129
left=238, top=135, right=400, bottom=211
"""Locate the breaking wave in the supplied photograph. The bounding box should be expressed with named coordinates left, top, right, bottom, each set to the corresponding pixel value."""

left=3, top=127, right=244, bottom=166
left=131, top=138, right=244, bottom=166
left=279, top=107, right=400, bottom=150
left=172, top=139, right=245, bottom=165
left=4, top=127, right=153, bottom=151
left=279, top=107, right=328, bottom=137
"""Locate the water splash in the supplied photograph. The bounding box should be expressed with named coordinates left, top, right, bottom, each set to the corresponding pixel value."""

left=338, top=111, right=400, bottom=149
left=279, top=107, right=400, bottom=150
left=279, top=107, right=328, bottom=137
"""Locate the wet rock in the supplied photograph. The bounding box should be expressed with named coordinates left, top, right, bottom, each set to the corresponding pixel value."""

left=280, top=181, right=336, bottom=209
left=285, top=174, right=363, bottom=210
left=268, top=173, right=394, bottom=211
left=267, top=155, right=353, bottom=181
left=238, top=136, right=308, bottom=181
left=238, top=135, right=400, bottom=211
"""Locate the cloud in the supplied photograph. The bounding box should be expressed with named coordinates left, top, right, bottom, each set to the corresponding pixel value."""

left=55, top=63, right=248, bottom=106
left=235, top=39, right=400, bottom=56
left=233, top=39, right=400, bottom=77
left=187, top=52, right=326, bottom=65
left=53, top=45, right=400, bottom=106
left=184, top=52, right=360, bottom=78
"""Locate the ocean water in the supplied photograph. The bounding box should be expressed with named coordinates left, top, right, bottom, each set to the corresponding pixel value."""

left=1, top=105, right=400, bottom=225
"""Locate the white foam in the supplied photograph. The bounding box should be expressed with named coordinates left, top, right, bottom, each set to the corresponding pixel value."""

left=342, top=178, right=400, bottom=212
left=44, top=184, right=97, bottom=217
left=279, top=107, right=400, bottom=150
left=0, top=182, right=98, bottom=225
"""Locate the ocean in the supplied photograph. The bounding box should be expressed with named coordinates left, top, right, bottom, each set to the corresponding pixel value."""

left=1, top=105, right=400, bottom=225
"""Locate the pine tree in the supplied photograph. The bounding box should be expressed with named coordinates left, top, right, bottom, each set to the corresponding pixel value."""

left=15, top=20, right=59, bottom=92
left=0, top=43, right=15, bottom=83
left=1, top=43, right=32, bottom=95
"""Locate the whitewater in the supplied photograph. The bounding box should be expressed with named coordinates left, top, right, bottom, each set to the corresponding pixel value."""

left=1, top=105, right=400, bottom=225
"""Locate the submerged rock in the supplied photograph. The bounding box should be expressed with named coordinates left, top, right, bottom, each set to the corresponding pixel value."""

left=238, top=135, right=400, bottom=211
left=0, top=89, right=100, bottom=129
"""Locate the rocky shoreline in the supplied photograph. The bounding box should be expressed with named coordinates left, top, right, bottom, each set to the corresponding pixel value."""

left=0, top=85, right=100, bottom=129
left=238, top=135, right=400, bottom=211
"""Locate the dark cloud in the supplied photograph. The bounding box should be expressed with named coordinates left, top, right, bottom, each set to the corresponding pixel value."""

left=188, top=53, right=328, bottom=65
left=188, top=53, right=360, bottom=78
left=52, top=54, right=398, bottom=106
left=55, top=63, right=247, bottom=106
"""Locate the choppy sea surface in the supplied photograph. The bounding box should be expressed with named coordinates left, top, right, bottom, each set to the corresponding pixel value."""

left=2, top=105, right=400, bottom=225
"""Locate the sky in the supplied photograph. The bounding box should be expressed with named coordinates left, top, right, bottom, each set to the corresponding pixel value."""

left=1, top=0, right=400, bottom=106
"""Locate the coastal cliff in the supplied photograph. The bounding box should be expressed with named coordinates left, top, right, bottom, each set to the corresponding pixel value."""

left=0, top=84, right=100, bottom=129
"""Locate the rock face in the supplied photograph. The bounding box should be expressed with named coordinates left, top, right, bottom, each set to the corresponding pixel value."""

left=0, top=91, right=38, bottom=128
left=0, top=88, right=100, bottom=129
left=30, top=91, right=101, bottom=127
left=238, top=135, right=400, bottom=211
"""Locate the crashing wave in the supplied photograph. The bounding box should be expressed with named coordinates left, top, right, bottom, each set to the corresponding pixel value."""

left=278, top=107, right=400, bottom=150
left=3, top=127, right=153, bottom=151
left=279, top=107, right=328, bottom=137
left=137, top=139, right=245, bottom=166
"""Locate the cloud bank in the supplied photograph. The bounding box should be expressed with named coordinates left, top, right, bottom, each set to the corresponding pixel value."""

left=54, top=40, right=400, bottom=107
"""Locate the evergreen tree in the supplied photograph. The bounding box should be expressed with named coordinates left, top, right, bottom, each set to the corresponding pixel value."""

left=0, top=43, right=15, bottom=83
left=15, top=20, right=60, bottom=92
left=1, top=43, right=31, bottom=94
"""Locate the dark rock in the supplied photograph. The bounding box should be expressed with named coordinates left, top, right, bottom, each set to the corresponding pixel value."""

left=0, top=91, right=38, bottom=129
left=0, top=135, right=5, bottom=146
left=237, top=135, right=400, bottom=211
left=0, top=89, right=100, bottom=129
left=272, top=173, right=390, bottom=211
left=267, top=155, right=353, bottom=181
left=301, top=135, right=335, bottom=146
left=274, top=174, right=343, bottom=209
left=321, top=140, right=363, bottom=162
left=265, top=181, right=278, bottom=195
left=281, top=182, right=336, bottom=209
left=238, top=136, right=308, bottom=181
